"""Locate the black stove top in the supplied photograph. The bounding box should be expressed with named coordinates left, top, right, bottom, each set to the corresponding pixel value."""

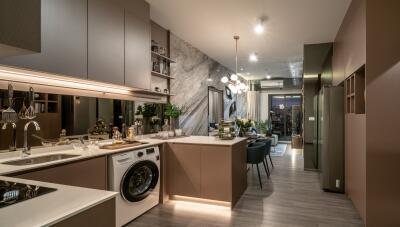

left=0, top=180, right=56, bottom=209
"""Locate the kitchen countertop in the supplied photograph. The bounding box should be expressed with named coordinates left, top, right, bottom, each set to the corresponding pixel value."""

left=165, top=136, right=248, bottom=146
left=0, top=176, right=117, bottom=227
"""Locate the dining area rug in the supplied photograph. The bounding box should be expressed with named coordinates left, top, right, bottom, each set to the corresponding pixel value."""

left=270, top=144, right=287, bottom=157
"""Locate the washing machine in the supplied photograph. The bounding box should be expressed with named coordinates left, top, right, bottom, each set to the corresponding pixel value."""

left=109, top=146, right=160, bottom=226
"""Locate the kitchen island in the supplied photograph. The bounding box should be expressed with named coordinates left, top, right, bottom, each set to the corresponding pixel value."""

left=160, top=136, right=248, bottom=208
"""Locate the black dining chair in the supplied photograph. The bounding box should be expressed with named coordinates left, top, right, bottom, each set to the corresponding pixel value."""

left=247, top=142, right=269, bottom=189
left=256, top=138, right=274, bottom=169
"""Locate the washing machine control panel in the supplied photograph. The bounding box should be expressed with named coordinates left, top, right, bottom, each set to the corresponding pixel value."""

left=146, top=148, right=155, bottom=155
left=137, top=151, right=144, bottom=158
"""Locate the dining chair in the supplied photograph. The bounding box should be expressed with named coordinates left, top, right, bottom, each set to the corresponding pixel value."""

left=247, top=142, right=269, bottom=189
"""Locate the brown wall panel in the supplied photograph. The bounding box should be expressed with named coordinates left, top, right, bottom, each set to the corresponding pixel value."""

left=366, top=1, right=400, bottom=226
left=332, top=0, right=366, bottom=85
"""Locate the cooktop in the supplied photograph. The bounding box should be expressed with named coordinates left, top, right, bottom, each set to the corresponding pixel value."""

left=0, top=180, right=56, bottom=209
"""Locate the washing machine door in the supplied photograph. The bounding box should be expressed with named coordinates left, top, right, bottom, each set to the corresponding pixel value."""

left=120, top=160, right=159, bottom=202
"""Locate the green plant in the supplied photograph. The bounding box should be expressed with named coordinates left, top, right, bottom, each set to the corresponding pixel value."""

left=236, top=118, right=254, bottom=136
left=135, top=105, right=143, bottom=115
left=164, top=103, right=182, bottom=119
left=255, top=120, right=268, bottom=134
left=142, top=103, right=157, bottom=118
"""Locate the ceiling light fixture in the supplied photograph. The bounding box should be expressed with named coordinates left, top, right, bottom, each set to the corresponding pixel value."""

left=254, top=18, right=265, bottom=35
left=254, top=23, right=264, bottom=34
left=221, top=36, right=248, bottom=94
left=266, top=75, right=272, bottom=79
left=249, top=53, right=258, bottom=62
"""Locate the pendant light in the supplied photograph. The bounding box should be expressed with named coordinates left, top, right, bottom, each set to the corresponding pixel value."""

left=221, top=36, right=248, bottom=93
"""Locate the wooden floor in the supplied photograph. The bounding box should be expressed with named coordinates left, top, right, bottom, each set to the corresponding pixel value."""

left=130, top=145, right=364, bottom=227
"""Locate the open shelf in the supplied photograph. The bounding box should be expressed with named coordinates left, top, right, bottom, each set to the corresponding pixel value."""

left=151, top=51, right=176, bottom=63
left=151, top=71, right=175, bottom=79
left=345, top=65, right=365, bottom=114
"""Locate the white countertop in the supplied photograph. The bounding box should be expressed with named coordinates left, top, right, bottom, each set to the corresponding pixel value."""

left=0, top=139, right=164, bottom=176
left=0, top=176, right=117, bottom=227
left=166, top=135, right=248, bottom=146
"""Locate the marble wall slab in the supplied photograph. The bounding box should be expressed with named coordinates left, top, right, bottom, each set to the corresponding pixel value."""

left=170, top=33, right=247, bottom=135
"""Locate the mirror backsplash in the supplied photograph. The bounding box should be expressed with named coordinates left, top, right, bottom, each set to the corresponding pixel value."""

left=0, top=89, right=167, bottom=150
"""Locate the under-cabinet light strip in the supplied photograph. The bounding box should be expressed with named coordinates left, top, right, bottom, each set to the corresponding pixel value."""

left=0, top=66, right=135, bottom=95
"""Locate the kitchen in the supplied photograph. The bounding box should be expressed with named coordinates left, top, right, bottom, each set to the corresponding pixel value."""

left=2, top=0, right=398, bottom=226
left=0, top=0, right=250, bottom=226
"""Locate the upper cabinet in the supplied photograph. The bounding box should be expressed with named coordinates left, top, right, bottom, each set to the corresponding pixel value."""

left=88, top=0, right=125, bottom=85
left=124, top=0, right=151, bottom=90
left=0, top=0, right=152, bottom=88
left=0, top=0, right=41, bottom=57
left=0, top=0, right=88, bottom=78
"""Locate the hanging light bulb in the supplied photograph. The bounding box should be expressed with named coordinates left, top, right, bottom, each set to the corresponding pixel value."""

left=230, top=74, right=238, bottom=81
left=221, top=76, right=229, bottom=83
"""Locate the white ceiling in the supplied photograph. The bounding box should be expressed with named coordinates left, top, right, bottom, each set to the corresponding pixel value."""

left=147, top=0, right=351, bottom=80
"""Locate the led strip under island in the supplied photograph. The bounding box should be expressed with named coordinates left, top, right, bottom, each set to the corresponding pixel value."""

left=0, top=65, right=165, bottom=103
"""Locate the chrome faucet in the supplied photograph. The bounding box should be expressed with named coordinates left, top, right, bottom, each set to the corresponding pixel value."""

left=23, top=121, right=40, bottom=156
left=1, top=122, right=17, bottom=151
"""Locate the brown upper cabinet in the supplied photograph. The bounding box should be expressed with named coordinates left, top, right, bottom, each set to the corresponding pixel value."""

left=88, top=0, right=125, bottom=85
left=0, top=0, right=151, bottom=89
left=0, top=0, right=41, bottom=57
left=124, top=0, right=151, bottom=90
left=0, top=0, right=88, bottom=78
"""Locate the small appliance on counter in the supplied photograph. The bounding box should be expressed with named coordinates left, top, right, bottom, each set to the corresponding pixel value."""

left=0, top=180, right=56, bottom=209
left=217, top=120, right=236, bottom=140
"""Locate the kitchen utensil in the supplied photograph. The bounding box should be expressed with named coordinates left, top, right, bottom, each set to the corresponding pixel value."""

left=18, top=96, right=28, bottom=119
left=1, top=84, right=18, bottom=123
left=25, top=87, right=36, bottom=119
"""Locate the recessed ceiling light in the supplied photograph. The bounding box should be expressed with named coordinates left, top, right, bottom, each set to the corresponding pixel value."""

left=249, top=53, right=258, bottom=62
left=266, top=75, right=271, bottom=79
left=254, top=23, right=264, bottom=34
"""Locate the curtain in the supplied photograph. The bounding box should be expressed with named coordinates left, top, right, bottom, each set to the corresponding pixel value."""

left=247, top=91, right=260, bottom=121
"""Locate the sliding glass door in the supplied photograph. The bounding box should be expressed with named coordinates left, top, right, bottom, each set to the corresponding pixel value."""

left=269, top=94, right=302, bottom=141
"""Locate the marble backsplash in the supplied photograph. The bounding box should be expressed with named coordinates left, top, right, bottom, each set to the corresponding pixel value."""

left=170, top=33, right=247, bottom=136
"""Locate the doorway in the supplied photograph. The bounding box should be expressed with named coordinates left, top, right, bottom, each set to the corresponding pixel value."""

left=269, top=94, right=302, bottom=141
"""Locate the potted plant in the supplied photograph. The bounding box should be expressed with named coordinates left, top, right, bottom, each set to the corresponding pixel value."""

left=141, top=104, right=157, bottom=134
left=236, top=118, right=254, bottom=137
left=164, top=103, right=183, bottom=136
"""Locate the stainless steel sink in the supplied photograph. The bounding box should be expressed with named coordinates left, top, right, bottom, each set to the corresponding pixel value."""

left=2, top=154, right=80, bottom=166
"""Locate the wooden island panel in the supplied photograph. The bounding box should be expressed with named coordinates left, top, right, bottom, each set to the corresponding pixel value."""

left=167, top=140, right=247, bottom=208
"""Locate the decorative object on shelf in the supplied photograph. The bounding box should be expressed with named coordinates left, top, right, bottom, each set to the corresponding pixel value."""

left=229, top=102, right=236, bottom=117
left=164, top=88, right=169, bottom=94
left=162, top=60, right=169, bottom=75
left=161, top=119, right=170, bottom=139
left=236, top=118, right=255, bottom=137
left=152, top=59, right=160, bottom=73
left=154, top=87, right=161, bottom=92
left=217, top=120, right=236, bottom=140
left=158, top=46, right=167, bottom=56
left=151, top=40, right=159, bottom=52
left=225, top=86, right=232, bottom=100
left=220, top=36, right=249, bottom=94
